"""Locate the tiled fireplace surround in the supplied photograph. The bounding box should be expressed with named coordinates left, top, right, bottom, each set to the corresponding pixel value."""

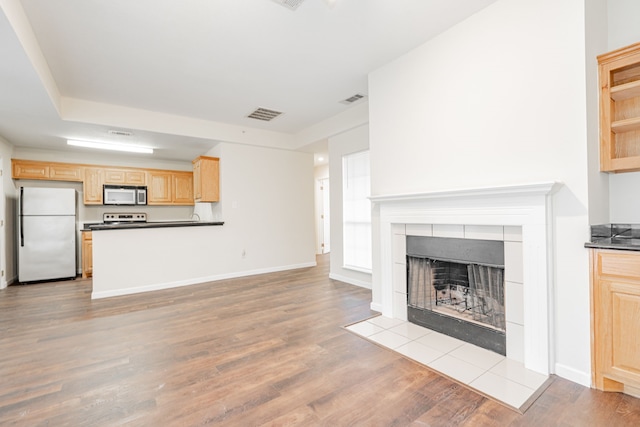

left=371, top=182, right=559, bottom=375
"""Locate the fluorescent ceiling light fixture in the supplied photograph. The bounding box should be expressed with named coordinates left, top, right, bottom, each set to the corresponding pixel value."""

left=67, top=139, right=153, bottom=154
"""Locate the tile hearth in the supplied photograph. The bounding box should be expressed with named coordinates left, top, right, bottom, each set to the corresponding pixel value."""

left=346, top=315, right=552, bottom=412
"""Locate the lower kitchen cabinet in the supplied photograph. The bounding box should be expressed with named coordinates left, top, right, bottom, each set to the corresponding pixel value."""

left=590, top=249, right=640, bottom=396
left=82, top=231, right=93, bottom=278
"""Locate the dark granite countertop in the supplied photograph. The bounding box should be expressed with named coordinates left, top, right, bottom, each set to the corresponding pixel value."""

left=585, top=224, right=640, bottom=251
left=84, top=221, right=224, bottom=231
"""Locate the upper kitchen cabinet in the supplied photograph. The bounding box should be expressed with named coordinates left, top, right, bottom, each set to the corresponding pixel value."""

left=598, top=41, right=640, bottom=172
left=192, top=156, right=220, bottom=202
left=12, top=159, right=82, bottom=182
left=12, top=158, right=194, bottom=205
left=83, top=167, right=104, bottom=205
left=147, top=171, right=172, bottom=204
left=147, top=170, right=194, bottom=205
left=173, top=172, right=194, bottom=205
left=104, top=168, right=146, bottom=186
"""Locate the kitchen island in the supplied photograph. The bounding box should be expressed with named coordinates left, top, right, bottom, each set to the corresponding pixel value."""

left=91, top=221, right=229, bottom=299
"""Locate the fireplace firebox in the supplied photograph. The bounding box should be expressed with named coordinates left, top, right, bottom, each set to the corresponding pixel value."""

left=406, top=235, right=506, bottom=355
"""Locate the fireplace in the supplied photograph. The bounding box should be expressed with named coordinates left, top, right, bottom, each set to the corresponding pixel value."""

left=371, top=182, right=559, bottom=375
left=406, top=236, right=506, bottom=355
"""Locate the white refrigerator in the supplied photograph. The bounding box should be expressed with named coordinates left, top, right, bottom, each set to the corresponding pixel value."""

left=18, top=187, right=77, bottom=283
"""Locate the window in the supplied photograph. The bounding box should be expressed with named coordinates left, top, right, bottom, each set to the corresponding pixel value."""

left=342, top=150, right=371, bottom=272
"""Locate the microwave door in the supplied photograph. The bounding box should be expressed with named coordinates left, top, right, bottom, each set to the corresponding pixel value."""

left=105, top=189, right=136, bottom=205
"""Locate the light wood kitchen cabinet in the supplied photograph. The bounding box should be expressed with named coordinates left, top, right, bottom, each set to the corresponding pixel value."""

left=598, top=41, right=640, bottom=172
left=147, top=170, right=194, bottom=205
left=82, top=231, right=93, bottom=278
left=13, top=158, right=196, bottom=205
left=12, top=159, right=83, bottom=181
left=147, top=171, right=173, bottom=204
left=104, top=168, right=146, bottom=185
left=192, top=156, right=220, bottom=202
left=173, top=172, right=194, bottom=205
left=49, top=164, right=83, bottom=181
left=12, top=159, right=49, bottom=179
left=83, top=167, right=104, bottom=205
left=590, top=249, right=640, bottom=396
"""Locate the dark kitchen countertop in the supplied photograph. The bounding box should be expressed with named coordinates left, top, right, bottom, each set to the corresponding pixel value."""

left=84, top=221, right=224, bottom=231
left=585, top=224, right=640, bottom=251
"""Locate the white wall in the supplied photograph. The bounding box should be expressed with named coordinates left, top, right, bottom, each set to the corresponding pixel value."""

left=328, top=124, right=371, bottom=288
left=607, top=0, right=640, bottom=222
left=586, top=0, right=610, bottom=225
left=369, top=0, right=593, bottom=385
left=0, top=136, right=15, bottom=287
left=202, top=142, right=316, bottom=272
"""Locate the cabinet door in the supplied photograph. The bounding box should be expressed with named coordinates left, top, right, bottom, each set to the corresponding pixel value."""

left=49, top=164, right=83, bottom=182
left=104, top=168, right=126, bottom=184
left=82, top=232, right=93, bottom=278
left=593, top=250, right=640, bottom=391
left=173, top=172, right=194, bottom=205
left=147, top=172, right=172, bottom=204
left=104, top=168, right=146, bottom=185
left=193, top=160, right=202, bottom=200
left=599, top=279, right=640, bottom=386
left=125, top=171, right=146, bottom=185
left=193, top=156, right=219, bottom=202
left=83, top=168, right=104, bottom=204
left=12, top=160, right=49, bottom=179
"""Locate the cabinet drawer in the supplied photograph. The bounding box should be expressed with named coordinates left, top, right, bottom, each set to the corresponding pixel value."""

left=598, top=251, right=640, bottom=280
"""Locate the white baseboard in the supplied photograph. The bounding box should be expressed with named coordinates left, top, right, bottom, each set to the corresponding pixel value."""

left=554, top=363, right=591, bottom=387
left=328, top=273, right=371, bottom=289
left=91, top=261, right=317, bottom=300
left=370, top=302, right=382, bottom=313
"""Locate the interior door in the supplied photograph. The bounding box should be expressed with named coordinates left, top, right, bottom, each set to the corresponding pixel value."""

left=321, top=178, right=330, bottom=254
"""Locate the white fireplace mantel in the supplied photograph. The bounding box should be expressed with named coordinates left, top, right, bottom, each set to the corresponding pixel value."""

left=372, top=182, right=561, bottom=375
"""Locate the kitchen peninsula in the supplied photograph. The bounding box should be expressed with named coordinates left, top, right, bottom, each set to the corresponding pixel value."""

left=90, top=220, right=225, bottom=299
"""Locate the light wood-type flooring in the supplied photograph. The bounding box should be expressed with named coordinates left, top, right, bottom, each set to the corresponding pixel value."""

left=1, top=254, right=640, bottom=426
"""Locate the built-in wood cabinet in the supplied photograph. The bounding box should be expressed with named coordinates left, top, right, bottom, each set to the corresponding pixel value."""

left=147, top=170, right=194, bottom=205
left=598, top=42, right=640, bottom=172
left=590, top=249, right=640, bottom=397
left=49, top=164, right=83, bottom=181
left=193, top=156, right=220, bottom=202
left=147, top=171, right=173, bottom=204
left=82, top=231, right=93, bottom=279
left=83, top=167, right=104, bottom=204
left=13, top=158, right=198, bottom=206
left=12, top=159, right=82, bottom=182
left=12, top=160, right=48, bottom=179
left=104, top=168, right=146, bottom=185
left=173, top=172, right=194, bottom=205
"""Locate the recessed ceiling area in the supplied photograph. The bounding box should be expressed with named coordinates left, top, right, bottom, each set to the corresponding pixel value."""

left=0, top=0, right=499, bottom=161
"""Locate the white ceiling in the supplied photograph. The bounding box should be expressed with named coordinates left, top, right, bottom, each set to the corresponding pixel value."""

left=0, top=0, right=498, bottom=162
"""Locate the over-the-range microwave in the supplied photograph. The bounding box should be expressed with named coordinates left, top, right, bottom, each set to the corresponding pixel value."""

left=103, top=185, right=147, bottom=206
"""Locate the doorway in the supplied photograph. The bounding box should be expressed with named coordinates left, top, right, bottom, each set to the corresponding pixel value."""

left=317, top=178, right=330, bottom=254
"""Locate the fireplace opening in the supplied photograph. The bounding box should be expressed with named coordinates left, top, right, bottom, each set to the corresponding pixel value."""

left=406, top=235, right=506, bottom=355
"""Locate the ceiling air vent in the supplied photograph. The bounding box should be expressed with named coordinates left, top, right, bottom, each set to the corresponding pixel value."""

left=247, top=107, right=283, bottom=122
left=108, top=130, right=133, bottom=137
left=340, top=93, right=366, bottom=105
left=271, top=0, right=306, bottom=11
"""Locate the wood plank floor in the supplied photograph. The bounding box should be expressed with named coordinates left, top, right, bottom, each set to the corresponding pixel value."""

left=1, top=254, right=640, bottom=426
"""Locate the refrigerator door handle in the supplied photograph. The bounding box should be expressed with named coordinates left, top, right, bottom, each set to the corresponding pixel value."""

left=20, top=187, right=24, bottom=247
